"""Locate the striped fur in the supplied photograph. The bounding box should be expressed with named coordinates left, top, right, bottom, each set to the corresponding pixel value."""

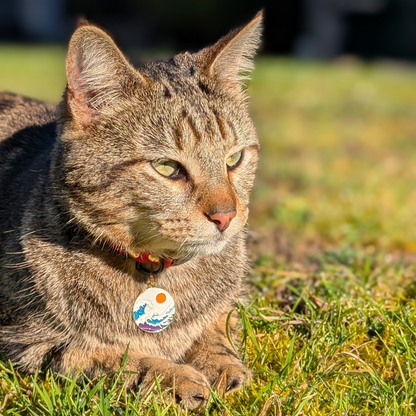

left=0, top=12, right=262, bottom=410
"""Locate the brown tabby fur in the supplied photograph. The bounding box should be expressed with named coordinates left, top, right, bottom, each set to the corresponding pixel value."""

left=0, top=12, right=262, bottom=409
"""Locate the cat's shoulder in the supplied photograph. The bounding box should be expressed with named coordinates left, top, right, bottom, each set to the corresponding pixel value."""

left=0, top=92, right=56, bottom=142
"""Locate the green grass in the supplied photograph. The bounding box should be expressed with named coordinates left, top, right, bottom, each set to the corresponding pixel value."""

left=250, top=58, right=416, bottom=253
left=0, top=44, right=66, bottom=103
left=1, top=47, right=416, bottom=415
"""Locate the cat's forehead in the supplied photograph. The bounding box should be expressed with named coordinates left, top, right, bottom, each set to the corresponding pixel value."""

left=132, top=99, right=240, bottom=155
left=141, top=54, right=213, bottom=103
left=112, top=52, right=258, bottom=157
left=131, top=57, right=246, bottom=145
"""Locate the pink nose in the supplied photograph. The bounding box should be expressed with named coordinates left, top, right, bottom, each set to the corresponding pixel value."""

left=207, top=211, right=236, bottom=232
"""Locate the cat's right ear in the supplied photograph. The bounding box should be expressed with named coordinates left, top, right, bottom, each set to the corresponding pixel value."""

left=65, top=24, right=145, bottom=126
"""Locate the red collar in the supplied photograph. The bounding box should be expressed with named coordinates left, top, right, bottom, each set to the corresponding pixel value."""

left=132, top=252, right=173, bottom=268
left=109, top=244, right=174, bottom=275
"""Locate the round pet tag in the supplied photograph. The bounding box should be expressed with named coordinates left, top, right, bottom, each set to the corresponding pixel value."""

left=133, top=287, right=175, bottom=333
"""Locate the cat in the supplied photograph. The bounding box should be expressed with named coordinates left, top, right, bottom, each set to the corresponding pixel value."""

left=0, top=11, right=262, bottom=410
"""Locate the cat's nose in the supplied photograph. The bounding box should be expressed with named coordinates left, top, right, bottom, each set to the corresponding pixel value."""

left=206, top=210, right=236, bottom=232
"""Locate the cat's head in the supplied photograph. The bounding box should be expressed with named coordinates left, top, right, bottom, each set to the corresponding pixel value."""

left=56, top=12, right=262, bottom=260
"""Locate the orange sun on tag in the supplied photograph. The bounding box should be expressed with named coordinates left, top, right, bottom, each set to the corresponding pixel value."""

left=156, top=293, right=166, bottom=303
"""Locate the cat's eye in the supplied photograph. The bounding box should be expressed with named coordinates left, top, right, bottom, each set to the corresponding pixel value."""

left=226, top=151, right=243, bottom=170
left=152, top=160, right=183, bottom=179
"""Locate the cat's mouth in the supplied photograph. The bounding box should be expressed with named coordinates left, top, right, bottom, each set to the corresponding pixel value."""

left=129, top=213, right=243, bottom=260
left=161, top=236, right=229, bottom=259
left=129, top=233, right=229, bottom=261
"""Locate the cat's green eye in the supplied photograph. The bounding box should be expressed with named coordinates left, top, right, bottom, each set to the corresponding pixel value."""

left=226, top=151, right=243, bottom=169
left=152, top=160, right=181, bottom=178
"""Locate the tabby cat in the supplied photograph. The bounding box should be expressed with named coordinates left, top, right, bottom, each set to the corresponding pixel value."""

left=0, top=12, right=262, bottom=409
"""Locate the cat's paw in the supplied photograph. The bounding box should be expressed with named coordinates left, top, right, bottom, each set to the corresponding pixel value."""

left=201, top=356, right=252, bottom=395
left=134, top=360, right=210, bottom=410
left=171, top=371, right=210, bottom=410
left=213, top=361, right=251, bottom=395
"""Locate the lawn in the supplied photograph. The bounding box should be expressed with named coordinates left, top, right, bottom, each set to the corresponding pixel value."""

left=1, top=46, right=416, bottom=415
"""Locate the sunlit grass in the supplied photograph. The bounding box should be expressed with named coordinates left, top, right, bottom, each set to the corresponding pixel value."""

left=1, top=49, right=416, bottom=415
left=250, top=58, right=416, bottom=253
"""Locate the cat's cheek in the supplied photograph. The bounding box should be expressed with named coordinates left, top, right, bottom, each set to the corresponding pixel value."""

left=229, top=174, right=255, bottom=200
left=240, top=206, right=250, bottom=225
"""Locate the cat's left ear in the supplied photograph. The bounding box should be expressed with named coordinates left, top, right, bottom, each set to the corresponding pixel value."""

left=198, top=11, right=263, bottom=95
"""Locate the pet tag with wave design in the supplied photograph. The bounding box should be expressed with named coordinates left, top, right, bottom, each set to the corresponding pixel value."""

left=133, top=287, right=175, bottom=333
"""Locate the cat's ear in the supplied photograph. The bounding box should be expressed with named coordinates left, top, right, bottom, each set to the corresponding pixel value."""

left=65, top=24, right=144, bottom=125
left=198, top=11, right=263, bottom=95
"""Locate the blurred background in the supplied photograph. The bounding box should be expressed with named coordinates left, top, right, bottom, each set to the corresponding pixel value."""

left=1, top=0, right=416, bottom=263
left=2, top=0, right=416, bottom=59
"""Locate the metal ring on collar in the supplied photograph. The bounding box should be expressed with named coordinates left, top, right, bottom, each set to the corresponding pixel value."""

left=135, top=258, right=166, bottom=276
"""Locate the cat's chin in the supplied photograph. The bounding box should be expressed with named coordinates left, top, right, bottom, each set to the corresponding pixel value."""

left=185, top=240, right=228, bottom=258
left=153, top=237, right=229, bottom=261
left=131, top=228, right=236, bottom=261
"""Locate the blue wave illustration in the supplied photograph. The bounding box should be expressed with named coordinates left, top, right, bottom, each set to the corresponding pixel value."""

left=147, top=304, right=175, bottom=326
left=133, top=299, right=175, bottom=332
left=133, top=303, right=148, bottom=321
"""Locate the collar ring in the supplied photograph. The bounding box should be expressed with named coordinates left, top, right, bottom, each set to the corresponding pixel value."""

left=135, top=258, right=166, bottom=276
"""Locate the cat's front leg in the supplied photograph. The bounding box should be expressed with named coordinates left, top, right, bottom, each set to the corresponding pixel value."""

left=52, top=346, right=210, bottom=410
left=185, top=312, right=251, bottom=395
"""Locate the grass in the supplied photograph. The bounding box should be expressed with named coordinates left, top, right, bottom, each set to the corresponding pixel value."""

left=1, top=46, right=416, bottom=415
left=0, top=45, right=66, bottom=103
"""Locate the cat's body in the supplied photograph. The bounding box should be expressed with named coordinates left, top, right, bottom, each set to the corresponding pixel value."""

left=0, top=13, right=262, bottom=409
